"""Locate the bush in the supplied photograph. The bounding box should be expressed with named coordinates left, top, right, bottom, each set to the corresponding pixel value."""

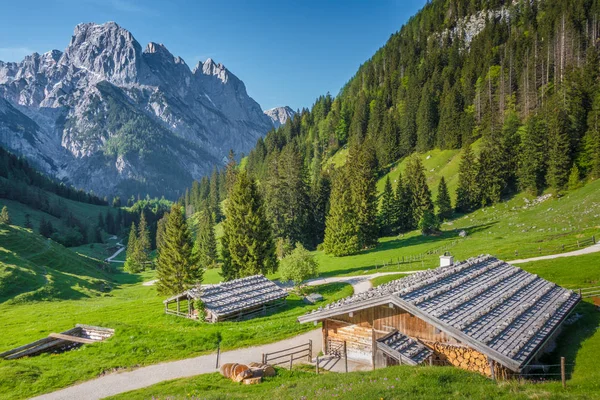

left=280, top=243, right=319, bottom=290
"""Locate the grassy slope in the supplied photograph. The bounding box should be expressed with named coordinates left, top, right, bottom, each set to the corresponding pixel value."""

left=107, top=253, right=600, bottom=400
left=0, top=181, right=113, bottom=236
left=0, top=225, right=113, bottom=303
left=0, top=281, right=352, bottom=400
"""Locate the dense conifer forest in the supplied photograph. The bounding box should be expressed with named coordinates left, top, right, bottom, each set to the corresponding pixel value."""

left=183, top=0, right=600, bottom=262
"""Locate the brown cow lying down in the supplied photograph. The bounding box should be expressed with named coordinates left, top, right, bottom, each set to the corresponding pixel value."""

left=219, top=363, right=276, bottom=383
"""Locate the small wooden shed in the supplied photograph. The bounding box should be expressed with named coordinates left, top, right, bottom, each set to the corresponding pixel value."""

left=164, top=275, right=288, bottom=322
left=298, top=255, right=580, bottom=378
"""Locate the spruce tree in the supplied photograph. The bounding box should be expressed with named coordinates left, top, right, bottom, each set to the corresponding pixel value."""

left=156, top=205, right=201, bottom=295
left=24, top=214, right=33, bottom=229
left=137, top=212, right=151, bottom=266
left=349, top=142, right=379, bottom=249
left=124, top=222, right=142, bottom=273
left=456, top=146, right=480, bottom=212
left=394, top=172, right=413, bottom=232
left=404, top=156, right=433, bottom=226
left=194, top=209, right=218, bottom=269
left=518, top=114, right=547, bottom=195
left=435, top=177, right=452, bottom=221
left=378, top=176, right=396, bottom=236
left=546, top=101, right=571, bottom=192
left=323, top=168, right=359, bottom=256
left=0, top=206, right=10, bottom=225
left=568, top=165, right=581, bottom=190
left=209, top=166, right=222, bottom=222
left=311, top=172, right=331, bottom=248
left=124, top=222, right=144, bottom=273
left=221, top=171, right=277, bottom=280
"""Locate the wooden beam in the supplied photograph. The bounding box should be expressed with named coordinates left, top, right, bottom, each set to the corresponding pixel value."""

left=48, top=333, right=96, bottom=344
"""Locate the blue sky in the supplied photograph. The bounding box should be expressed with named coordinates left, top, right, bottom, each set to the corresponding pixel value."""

left=0, top=0, right=426, bottom=110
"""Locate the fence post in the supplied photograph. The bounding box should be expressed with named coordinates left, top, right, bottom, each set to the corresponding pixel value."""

left=561, top=357, right=566, bottom=388
left=308, top=340, right=312, bottom=362
left=215, top=341, right=221, bottom=369
left=316, top=356, right=319, bottom=374
left=579, top=288, right=582, bottom=297
left=344, top=341, right=348, bottom=373
left=261, top=353, right=265, bottom=364
left=489, top=361, right=496, bottom=381
left=515, top=250, right=518, bottom=257
left=577, top=240, right=580, bottom=248
left=593, top=235, right=596, bottom=244
left=289, top=354, right=293, bottom=370
left=429, top=355, right=433, bottom=366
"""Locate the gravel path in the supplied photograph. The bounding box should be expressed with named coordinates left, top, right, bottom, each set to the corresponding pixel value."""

left=508, top=242, right=600, bottom=264
left=31, top=330, right=323, bottom=400
left=105, top=242, right=125, bottom=264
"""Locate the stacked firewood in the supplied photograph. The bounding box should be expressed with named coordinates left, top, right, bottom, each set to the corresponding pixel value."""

left=429, top=342, right=491, bottom=376
left=219, top=362, right=276, bottom=384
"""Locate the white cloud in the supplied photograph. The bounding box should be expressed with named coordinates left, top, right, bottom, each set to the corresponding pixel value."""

left=0, top=47, right=35, bottom=62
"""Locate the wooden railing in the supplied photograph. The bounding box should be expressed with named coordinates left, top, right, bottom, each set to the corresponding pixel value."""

left=578, top=285, right=600, bottom=298
left=262, top=340, right=312, bottom=368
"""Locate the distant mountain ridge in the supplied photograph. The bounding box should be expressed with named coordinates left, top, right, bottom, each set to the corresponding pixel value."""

left=264, top=106, right=296, bottom=129
left=0, top=22, right=275, bottom=198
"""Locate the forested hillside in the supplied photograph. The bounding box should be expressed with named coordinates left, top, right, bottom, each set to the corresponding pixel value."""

left=230, top=0, right=600, bottom=254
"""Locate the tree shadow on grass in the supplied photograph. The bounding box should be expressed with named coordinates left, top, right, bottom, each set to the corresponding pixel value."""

left=541, top=301, right=600, bottom=379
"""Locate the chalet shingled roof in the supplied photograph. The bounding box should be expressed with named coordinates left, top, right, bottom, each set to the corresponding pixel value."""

left=376, top=331, right=432, bottom=365
left=298, top=255, right=580, bottom=371
left=165, top=275, right=288, bottom=319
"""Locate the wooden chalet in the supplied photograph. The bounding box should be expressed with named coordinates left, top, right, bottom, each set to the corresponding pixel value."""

left=164, top=275, right=288, bottom=322
left=298, top=255, right=580, bottom=378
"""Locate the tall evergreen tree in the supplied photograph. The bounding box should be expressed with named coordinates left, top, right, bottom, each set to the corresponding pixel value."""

left=311, top=171, right=331, bottom=248
left=404, top=156, right=433, bottom=226
left=436, top=177, right=453, bottom=221
left=546, top=101, right=572, bottom=192
left=124, top=222, right=142, bottom=273
left=209, top=166, right=222, bottom=222
left=156, top=212, right=169, bottom=252
left=323, top=168, right=359, bottom=256
left=349, top=142, right=379, bottom=249
left=394, top=172, right=413, bottom=232
left=156, top=205, right=201, bottom=295
left=378, top=176, right=396, bottom=236
left=194, top=209, right=218, bottom=269
left=519, top=114, right=547, bottom=195
left=456, top=146, right=480, bottom=212
left=221, top=171, right=277, bottom=280
left=137, top=212, right=151, bottom=266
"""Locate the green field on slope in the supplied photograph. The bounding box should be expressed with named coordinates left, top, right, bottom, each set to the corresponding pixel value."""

left=108, top=253, right=600, bottom=400
left=0, top=225, right=114, bottom=303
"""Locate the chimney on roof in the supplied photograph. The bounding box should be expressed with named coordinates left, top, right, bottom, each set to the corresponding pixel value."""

left=440, top=254, right=454, bottom=268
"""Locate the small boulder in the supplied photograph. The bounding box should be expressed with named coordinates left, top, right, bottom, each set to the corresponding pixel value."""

left=458, top=230, right=467, bottom=238
left=304, top=293, right=324, bottom=304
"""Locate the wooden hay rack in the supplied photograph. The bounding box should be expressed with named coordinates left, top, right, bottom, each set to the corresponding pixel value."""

left=0, top=324, right=114, bottom=360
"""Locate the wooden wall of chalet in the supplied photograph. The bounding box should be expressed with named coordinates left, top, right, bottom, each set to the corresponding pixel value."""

left=324, top=304, right=459, bottom=364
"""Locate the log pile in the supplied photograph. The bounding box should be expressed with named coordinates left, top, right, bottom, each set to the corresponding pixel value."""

left=219, top=362, right=276, bottom=384
left=426, top=342, right=492, bottom=376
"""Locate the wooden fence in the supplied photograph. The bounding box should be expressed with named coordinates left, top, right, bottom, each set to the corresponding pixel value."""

left=262, top=340, right=312, bottom=369
left=513, top=236, right=596, bottom=259
left=578, top=285, right=600, bottom=299
left=371, top=240, right=460, bottom=271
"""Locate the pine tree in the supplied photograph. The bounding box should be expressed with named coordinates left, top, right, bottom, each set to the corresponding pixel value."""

left=456, top=146, right=480, bottom=212
left=194, top=209, right=218, bottom=269
left=221, top=171, right=277, bottom=280
left=137, top=212, right=151, bottom=266
left=435, top=177, right=452, bottom=221
left=568, top=165, right=581, bottom=190
left=519, top=114, right=547, bottom=195
left=323, top=168, right=359, bottom=256
left=156, top=212, right=169, bottom=252
left=209, top=166, right=222, bottom=222
left=0, top=206, right=10, bottom=225
left=124, top=222, right=142, bottom=273
left=394, top=172, right=413, bottom=232
left=39, top=216, right=54, bottom=238
left=349, top=142, right=379, bottom=249
left=378, top=176, right=396, bottom=236
left=546, top=101, right=572, bottom=192
left=311, top=172, right=330, bottom=248
left=156, top=205, right=201, bottom=295
left=404, top=156, right=433, bottom=226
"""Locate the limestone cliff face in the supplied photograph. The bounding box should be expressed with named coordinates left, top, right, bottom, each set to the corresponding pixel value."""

left=0, top=22, right=273, bottom=198
left=264, top=106, right=296, bottom=129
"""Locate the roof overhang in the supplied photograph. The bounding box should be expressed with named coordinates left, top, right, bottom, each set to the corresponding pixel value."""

left=298, top=293, right=581, bottom=372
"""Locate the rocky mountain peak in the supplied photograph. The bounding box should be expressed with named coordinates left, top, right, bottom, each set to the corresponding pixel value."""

left=264, top=106, right=296, bottom=128
left=60, top=21, right=143, bottom=85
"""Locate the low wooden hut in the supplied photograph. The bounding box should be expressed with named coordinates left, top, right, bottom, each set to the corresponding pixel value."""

left=298, top=255, right=580, bottom=378
left=164, top=275, right=288, bottom=322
